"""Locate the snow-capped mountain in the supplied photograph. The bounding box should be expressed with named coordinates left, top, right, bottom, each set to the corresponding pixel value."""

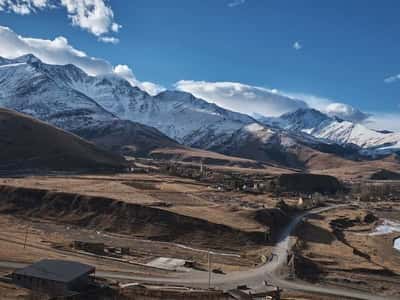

left=42, top=62, right=256, bottom=146
left=0, top=54, right=116, bottom=131
left=258, top=108, right=400, bottom=153
left=0, top=54, right=318, bottom=168
left=0, top=55, right=178, bottom=155
left=2, top=56, right=256, bottom=147
left=1, top=54, right=397, bottom=169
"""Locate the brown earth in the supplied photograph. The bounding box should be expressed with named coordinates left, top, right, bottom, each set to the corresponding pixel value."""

left=150, top=147, right=269, bottom=169
left=0, top=108, right=127, bottom=172
left=0, top=185, right=268, bottom=249
left=293, top=205, right=400, bottom=297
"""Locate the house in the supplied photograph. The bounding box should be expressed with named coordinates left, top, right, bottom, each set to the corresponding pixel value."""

left=12, top=259, right=95, bottom=296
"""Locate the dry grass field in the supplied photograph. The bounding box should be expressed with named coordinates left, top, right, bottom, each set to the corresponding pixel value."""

left=294, top=205, right=400, bottom=297
left=0, top=161, right=399, bottom=299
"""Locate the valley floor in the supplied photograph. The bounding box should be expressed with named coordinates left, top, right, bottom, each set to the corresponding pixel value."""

left=0, top=166, right=399, bottom=299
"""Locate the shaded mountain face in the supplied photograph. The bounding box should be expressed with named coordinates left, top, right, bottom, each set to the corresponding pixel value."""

left=1, top=54, right=397, bottom=170
left=259, top=108, right=400, bottom=154
left=73, top=119, right=179, bottom=157
left=0, top=108, right=127, bottom=172
left=0, top=55, right=263, bottom=156
left=0, top=55, right=179, bottom=156
left=0, top=54, right=116, bottom=131
left=51, top=67, right=257, bottom=147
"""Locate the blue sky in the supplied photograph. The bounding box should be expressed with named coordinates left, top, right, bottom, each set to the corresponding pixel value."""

left=0, top=0, right=399, bottom=129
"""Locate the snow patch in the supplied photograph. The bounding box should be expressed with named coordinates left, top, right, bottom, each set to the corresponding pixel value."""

left=394, top=238, right=400, bottom=251
left=266, top=108, right=400, bottom=155
left=0, top=62, right=27, bottom=69
left=369, top=220, right=400, bottom=236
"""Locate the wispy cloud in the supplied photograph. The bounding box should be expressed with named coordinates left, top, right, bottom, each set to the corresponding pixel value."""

left=228, top=0, right=245, bottom=8
left=0, top=0, right=120, bottom=41
left=175, top=80, right=308, bottom=117
left=175, top=80, right=373, bottom=124
left=60, top=0, right=120, bottom=37
left=293, top=41, right=302, bottom=50
left=365, top=112, right=400, bottom=132
left=113, top=65, right=165, bottom=96
left=98, top=36, right=119, bottom=44
left=0, top=0, right=50, bottom=15
left=384, top=74, right=400, bottom=83
left=0, top=25, right=164, bottom=95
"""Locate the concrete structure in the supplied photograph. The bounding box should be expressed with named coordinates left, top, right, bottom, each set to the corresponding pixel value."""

left=73, top=240, right=105, bottom=254
left=146, top=257, right=195, bottom=271
left=12, top=259, right=95, bottom=296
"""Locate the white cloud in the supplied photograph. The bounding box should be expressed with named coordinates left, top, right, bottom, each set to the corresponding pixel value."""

left=365, top=113, right=400, bottom=132
left=98, top=36, right=119, bottom=44
left=60, top=0, right=119, bottom=36
left=140, top=81, right=166, bottom=96
left=175, top=80, right=308, bottom=117
left=280, top=92, right=369, bottom=122
left=0, top=0, right=49, bottom=15
left=175, top=80, right=375, bottom=125
left=325, top=103, right=370, bottom=122
left=0, top=26, right=112, bottom=74
left=0, top=25, right=163, bottom=95
left=228, top=0, right=245, bottom=7
left=113, top=64, right=165, bottom=96
left=0, top=0, right=120, bottom=38
left=384, top=74, right=400, bottom=83
left=111, top=22, right=121, bottom=32
left=293, top=41, right=302, bottom=50
left=281, top=91, right=331, bottom=111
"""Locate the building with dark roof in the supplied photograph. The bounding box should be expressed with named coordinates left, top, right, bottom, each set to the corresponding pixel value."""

left=12, top=259, right=95, bottom=296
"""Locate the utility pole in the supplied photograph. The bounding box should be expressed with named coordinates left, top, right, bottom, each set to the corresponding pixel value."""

left=208, top=250, right=212, bottom=289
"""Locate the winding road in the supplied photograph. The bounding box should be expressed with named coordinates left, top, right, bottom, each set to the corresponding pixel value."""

left=1, top=204, right=399, bottom=299
left=92, top=204, right=400, bottom=300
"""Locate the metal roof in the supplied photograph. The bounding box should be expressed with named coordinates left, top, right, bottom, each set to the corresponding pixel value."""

left=13, top=259, right=95, bottom=283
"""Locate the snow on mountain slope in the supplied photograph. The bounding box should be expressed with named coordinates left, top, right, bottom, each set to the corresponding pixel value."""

left=151, top=91, right=256, bottom=146
left=71, top=77, right=256, bottom=146
left=0, top=55, right=180, bottom=156
left=207, top=122, right=319, bottom=169
left=1, top=55, right=318, bottom=167
left=22, top=59, right=257, bottom=146
left=260, top=108, right=400, bottom=151
left=0, top=54, right=116, bottom=131
left=2, top=54, right=397, bottom=168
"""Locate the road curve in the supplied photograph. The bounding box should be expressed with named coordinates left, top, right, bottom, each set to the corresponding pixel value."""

left=100, top=204, right=400, bottom=300
left=0, top=204, right=398, bottom=300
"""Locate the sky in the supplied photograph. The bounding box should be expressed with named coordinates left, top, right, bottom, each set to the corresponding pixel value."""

left=0, top=0, right=399, bottom=130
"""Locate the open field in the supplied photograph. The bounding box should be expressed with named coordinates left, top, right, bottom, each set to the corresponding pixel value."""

left=293, top=205, right=400, bottom=297
left=0, top=171, right=303, bottom=235
left=0, top=162, right=399, bottom=299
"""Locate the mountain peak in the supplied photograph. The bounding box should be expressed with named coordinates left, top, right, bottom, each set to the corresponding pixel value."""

left=278, top=108, right=332, bottom=131
left=14, top=54, right=42, bottom=64
left=157, top=90, right=195, bottom=100
left=281, top=108, right=330, bottom=120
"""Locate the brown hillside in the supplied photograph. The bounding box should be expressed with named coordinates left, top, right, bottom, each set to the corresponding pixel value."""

left=0, top=108, right=126, bottom=172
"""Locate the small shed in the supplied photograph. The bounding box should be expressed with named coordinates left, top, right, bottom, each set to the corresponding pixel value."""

left=12, top=259, right=95, bottom=296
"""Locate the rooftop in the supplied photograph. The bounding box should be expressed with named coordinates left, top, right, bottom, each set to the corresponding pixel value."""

left=13, top=259, right=95, bottom=283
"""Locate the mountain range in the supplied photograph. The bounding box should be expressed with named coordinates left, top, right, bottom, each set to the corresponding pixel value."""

left=257, top=109, right=400, bottom=155
left=0, top=54, right=399, bottom=171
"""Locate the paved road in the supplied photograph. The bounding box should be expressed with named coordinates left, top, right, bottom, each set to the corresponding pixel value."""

left=94, top=204, right=400, bottom=300
left=1, top=204, right=399, bottom=300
